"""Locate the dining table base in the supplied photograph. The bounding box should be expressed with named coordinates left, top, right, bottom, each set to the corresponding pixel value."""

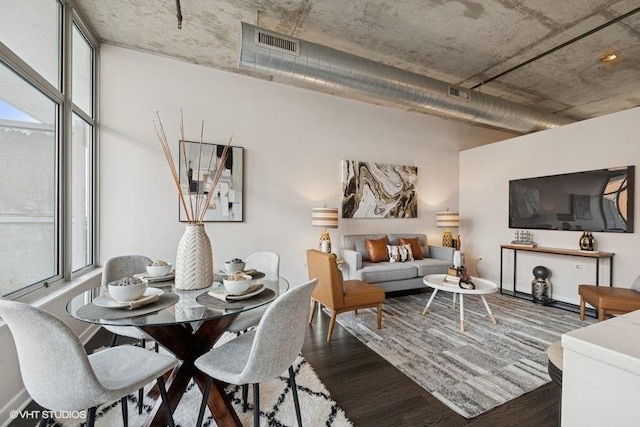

left=140, top=314, right=241, bottom=427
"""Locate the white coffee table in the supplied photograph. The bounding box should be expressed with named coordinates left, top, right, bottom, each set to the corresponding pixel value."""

left=422, top=274, right=498, bottom=332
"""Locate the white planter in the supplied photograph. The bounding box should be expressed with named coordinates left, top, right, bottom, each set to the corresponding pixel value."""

left=175, top=224, right=213, bottom=290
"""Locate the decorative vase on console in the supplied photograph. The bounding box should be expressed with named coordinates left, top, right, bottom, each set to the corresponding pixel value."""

left=175, top=224, right=213, bottom=290
left=579, top=231, right=596, bottom=251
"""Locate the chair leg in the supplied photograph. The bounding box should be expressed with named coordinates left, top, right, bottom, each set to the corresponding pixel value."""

left=196, top=376, right=212, bottom=427
left=253, top=383, right=260, bottom=427
left=154, top=342, right=159, bottom=352
left=598, top=308, right=606, bottom=321
left=38, top=416, right=49, bottom=427
left=579, top=296, right=586, bottom=321
left=138, top=387, right=144, bottom=414
left=141, top=338, right=146, bottom=349
left=377, top=303, right=382, bottom=329
left=157, top=376, right=175, bottom=427
left=308, top=299, right=317, bottom=324
left=289, top=366, right=303, bottom=427
left=327, top=312, right=337, bottom=342
left=121, top=396, right=129, bottom=427
left=355, top=309, right=358, bottom=314
left=110, top=333, right=118, bottom=347
left=86, top=407, right=97, bottom=427
left=242, top=383, right=249, bottom=411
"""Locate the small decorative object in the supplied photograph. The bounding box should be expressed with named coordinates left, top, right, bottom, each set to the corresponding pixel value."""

left=511, top=230, right=536, bottom=247
left=108, top=276, right=147, bottom=302
left=224, top=258, right=245, bottom=273
left=146, top=260, right=172, bottom=277
left=579, top=231, right=596, bottom=251
left=456, top=268, right=475, bottom=290
left=531, top=265, right=552, bottom=303
left=154, top=111, right=231, bottom=290
left=437, top=210, right=459, bottom=248
left=222, top=272, right=252, bottom=294
left=312, top=206, right=338, bottom=253
left=453, top=250, right=464, bottom=269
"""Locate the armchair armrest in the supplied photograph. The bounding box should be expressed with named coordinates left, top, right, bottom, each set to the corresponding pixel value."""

left=429, top=245, right=455, bottom=263
left=341, top=249, right=362, bottom=279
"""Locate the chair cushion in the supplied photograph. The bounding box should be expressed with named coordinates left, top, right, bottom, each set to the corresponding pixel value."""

left=365, top=237, right=390, bottom=263
left=398, top=237, right=423, bottom=260
left=387, top=244, right=414, bottom=262
left=343, top=280, right=385, bottom=307
left=579, top=284, right=640, bottom=311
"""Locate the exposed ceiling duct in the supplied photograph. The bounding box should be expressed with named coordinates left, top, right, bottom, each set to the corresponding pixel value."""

left=239, top=22, right=574, bottom=134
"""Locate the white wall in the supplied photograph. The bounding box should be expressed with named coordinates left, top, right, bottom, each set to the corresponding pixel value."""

left=99, top=45, right=511, bottom=287
left=460, top=107, right=640, bottom=304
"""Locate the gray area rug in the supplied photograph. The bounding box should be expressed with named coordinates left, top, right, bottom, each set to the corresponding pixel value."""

left=47, top=335, right=352, bottom=426
left=335, top=292, right=595, bottom=418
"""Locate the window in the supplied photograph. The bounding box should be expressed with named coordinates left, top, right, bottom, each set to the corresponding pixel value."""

left=0, top=1, right=97, bottom=297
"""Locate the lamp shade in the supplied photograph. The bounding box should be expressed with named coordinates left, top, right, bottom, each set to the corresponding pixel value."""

left=436, top=211, right=459, bottom=227
left=312, top=207, right=339, bottom=228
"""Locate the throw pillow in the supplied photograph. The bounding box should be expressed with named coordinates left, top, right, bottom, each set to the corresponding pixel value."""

left=632, top=275, right=640, bottom=293
left=365, top=237, right=389, bottom=263
left=387, top=244, right=414, bottom=263
left=398, top=237, right=423, bottom=260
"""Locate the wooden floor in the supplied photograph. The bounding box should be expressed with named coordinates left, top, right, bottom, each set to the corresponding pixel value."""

left=303, top=303, right=561, bottom=427
left=11, top=299, right=560, bottom=427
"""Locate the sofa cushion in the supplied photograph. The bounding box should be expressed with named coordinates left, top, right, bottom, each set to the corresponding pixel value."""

left=387, top=244, right=414, bottom=262
left=357, top=262, right=417, bottom=283
left=409, top=258, right=452, bottom=277
left=388, top=234, right=430, bottom=258
left=398, top=237, right=423, bottom=260
left=343, top=234, right=388, bottom=262
left=365, top=237, right=389, bottom=263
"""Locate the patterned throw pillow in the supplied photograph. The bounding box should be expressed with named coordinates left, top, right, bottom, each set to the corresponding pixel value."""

left=398, top=237, right=423, bottom=260
left=365, top=237, right=390, bottom=263
left=387, top=244, right=414, bottom=263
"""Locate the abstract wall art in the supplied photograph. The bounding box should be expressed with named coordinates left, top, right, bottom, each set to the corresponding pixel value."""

left=341, top=160, right=418, bottom=218
left=178, top=141, right=244, bottom=222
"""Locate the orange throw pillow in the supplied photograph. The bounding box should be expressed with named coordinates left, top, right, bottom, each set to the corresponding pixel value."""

left=365, top=237, right=389, bottom=262
left=399, top=237, right=423, bottom=260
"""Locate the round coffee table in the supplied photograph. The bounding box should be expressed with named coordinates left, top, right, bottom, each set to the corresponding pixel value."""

left=422, top=274, right=498, bottom=332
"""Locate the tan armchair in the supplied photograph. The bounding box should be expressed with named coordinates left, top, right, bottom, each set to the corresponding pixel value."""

left=579, top=276, right=640, bottom=321
left=307, top=249, right=385, bottom=342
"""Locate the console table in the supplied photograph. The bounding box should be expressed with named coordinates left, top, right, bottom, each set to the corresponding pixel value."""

left=499, top=244, right=614, bottom=308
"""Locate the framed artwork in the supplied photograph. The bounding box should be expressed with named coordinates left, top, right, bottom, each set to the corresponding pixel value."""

left=341, top=160, right=418, bottom=218
left=178, top=141, right=244, bottom=222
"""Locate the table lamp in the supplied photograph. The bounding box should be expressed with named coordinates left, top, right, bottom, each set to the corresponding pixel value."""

left=312, top=207, right=339, bottom=253
left=436, top=211, right=459, bottom=248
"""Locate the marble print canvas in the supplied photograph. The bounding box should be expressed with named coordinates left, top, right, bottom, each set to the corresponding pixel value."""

left=342, top=160, right=417, bottom=218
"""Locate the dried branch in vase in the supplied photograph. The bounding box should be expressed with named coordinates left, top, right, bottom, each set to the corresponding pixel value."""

left=153, top=111, right=232, bottom=224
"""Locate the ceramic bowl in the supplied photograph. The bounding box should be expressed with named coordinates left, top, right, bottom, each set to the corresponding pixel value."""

left=224, top=260, right=246, bottom=274
left=108, top=281, right=147, bottom=302
left=146, top=263, right=172, bottom=277
left=223, top=274, right=252, bottom=294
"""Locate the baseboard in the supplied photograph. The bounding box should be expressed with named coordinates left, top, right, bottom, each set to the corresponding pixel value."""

left=0, top=324, right=100, bottom=427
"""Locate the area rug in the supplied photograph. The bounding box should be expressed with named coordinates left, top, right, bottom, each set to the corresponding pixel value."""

left=335, top=292, right=595, bottom=418
left=47, top=338, right=352, bottom=426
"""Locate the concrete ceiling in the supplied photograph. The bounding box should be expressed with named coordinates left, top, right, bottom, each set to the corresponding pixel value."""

left=76, top=0, right=640, bottom=132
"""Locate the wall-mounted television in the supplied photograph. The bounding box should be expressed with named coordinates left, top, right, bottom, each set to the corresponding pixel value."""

left=509, top=166, right=634, bottom=232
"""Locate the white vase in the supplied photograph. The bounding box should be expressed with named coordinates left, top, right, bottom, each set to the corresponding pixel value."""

left=175, top=224, right=213, bottom=290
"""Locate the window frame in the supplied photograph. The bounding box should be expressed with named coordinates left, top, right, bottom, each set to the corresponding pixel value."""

left=0, top=0, right=99, bottom=299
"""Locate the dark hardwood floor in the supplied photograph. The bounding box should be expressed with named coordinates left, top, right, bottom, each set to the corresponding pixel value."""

left=302, top=300, right=561, bottom=427
left=10, top=297, right=559, bottom=427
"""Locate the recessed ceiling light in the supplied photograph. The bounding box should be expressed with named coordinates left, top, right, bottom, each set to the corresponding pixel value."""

left=601, top=53, right=618, bottom=63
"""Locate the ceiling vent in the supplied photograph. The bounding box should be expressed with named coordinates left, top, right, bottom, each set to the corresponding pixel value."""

left=239, top=23, right=573, bottom=134
left=256, top=30, right=299, bottom=56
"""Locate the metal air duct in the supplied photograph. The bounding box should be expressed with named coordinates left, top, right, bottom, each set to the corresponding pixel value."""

left=239, top=22, right=574, bottom=134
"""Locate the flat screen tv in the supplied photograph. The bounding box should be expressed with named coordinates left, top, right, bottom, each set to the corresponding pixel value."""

left=509, top=166, right=634, bottom=232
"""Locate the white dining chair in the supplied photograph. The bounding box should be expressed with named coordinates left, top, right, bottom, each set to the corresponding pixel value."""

left=226, top=251, right=280, bottom=334
left=102, top=254, right=158, bottom=413
left=194, top=278, right=318, bottom=427
left=0, top=298, right=177, bottom=427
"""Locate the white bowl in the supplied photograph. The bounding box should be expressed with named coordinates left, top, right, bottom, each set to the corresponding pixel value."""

left=224, top=261, right=245, bottom=274
left=146, top=264, right=172, bottom=277
left=223, top=274, right=252, bottom=294
left=108, top=281, right=147, bottom=302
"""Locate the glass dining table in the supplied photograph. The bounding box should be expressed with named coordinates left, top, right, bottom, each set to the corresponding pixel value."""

left=66, top=275, right=289, bottom=427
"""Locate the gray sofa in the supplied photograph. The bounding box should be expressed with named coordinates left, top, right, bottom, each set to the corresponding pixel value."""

left=342, top=233, right=454, bottom=292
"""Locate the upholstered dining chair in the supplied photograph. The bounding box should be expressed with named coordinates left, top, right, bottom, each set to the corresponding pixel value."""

left=226, top=251, right=280, bottom=334
left=0, top=298, right=177, bottom=427
left=306, top=249, right=385, bottom=342
left=578, top=275, right=640, bottom=321
left=194, top=278, right=318, bottom=427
